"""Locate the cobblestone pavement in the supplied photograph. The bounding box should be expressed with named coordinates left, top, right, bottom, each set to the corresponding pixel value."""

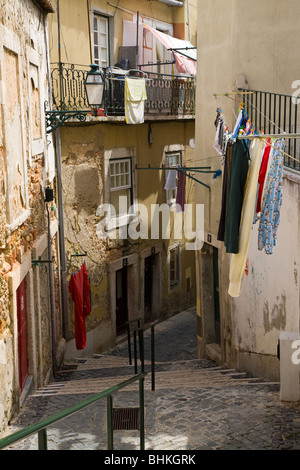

left=2, top=307, right=300, bottom=451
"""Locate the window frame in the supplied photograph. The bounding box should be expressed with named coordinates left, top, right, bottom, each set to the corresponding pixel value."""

left=108, top=156, right=134, bottom=228
left=164, top=151, right=182, bottom=205
left=93, top=13, right=110, bottom=68
left=169, top=244, right=181, bottom=290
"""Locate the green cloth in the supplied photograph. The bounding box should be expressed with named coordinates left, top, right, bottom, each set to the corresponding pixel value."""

left=224, top=139, right=249, bottom=254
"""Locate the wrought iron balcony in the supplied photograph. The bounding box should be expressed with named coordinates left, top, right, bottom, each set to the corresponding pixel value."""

left=47, top=63, right=195, bottom=130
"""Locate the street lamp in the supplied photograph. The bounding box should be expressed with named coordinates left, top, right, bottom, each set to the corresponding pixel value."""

left=84, top=64, right=105, bottom=107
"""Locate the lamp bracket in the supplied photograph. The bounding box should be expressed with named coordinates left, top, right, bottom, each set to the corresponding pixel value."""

left=46, top=109, right=97, bottom=133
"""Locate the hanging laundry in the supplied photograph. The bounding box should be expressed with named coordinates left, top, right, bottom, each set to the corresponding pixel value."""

left=255, top=139, right=272, bottom=214
left=176, top=168, right=186, bottom=212
left=258, top=139, right=285, bottom=255
left=164, top=168, right=177, bottom=191
left=223, top=139, right=250, bottom=254
left=217, top=141, right=233, bottom=241
left=260, top=143, right=275, bottom=212
left=213, top=110, right=227, bottom=159
left=228, top=138, right=264, bottom=298
left=232, top=108, right=244, bottom=138
left=68, top=262, right=91, bottom=350
left=125, top=77, right=147, bottom=125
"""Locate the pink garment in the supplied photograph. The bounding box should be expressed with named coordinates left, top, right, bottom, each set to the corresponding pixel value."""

left=143, top=24, right=197, bottom=75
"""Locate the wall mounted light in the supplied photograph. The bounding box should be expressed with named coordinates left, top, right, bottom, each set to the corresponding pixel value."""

left=84, top=64, right=105, bottom=107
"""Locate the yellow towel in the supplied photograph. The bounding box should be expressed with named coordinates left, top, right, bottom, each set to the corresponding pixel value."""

left=125, top=77, right=147, bottom=125
left=228, top=138, right=264, bottom=297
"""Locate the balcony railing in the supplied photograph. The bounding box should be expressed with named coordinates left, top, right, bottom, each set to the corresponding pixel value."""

left=49, top=63, right=195, bottom=119
left=240, top=89, right=300, bottom=172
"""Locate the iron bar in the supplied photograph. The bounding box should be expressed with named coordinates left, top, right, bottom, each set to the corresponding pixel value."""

left=127, top=323, right=132, bottom=365
left=139, top=377, right=145, bottom=451
left=134, top=330, right=138, bottom=374
left=38, top=429, right=47, bottom=450
left=151, top=324, right=155, bottom=391
left=107, top=395, right=113, bottom=450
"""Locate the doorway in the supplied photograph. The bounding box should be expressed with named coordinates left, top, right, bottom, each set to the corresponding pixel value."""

left=115, top=267, right=128, bottom=335
left=17, top=278, right=28, bottom=393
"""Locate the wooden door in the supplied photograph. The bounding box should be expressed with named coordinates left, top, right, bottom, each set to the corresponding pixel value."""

left=17, top=279, right=28, bottom=392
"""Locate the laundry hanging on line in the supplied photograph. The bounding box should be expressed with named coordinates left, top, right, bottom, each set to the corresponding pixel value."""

left=68, top=262, right=91, bottom=350
left=176, top=168, right=186, bottom=212
left=213, top=103, right=286, bottom=297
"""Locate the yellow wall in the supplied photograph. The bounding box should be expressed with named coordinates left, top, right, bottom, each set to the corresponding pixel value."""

left=60, top=118, right=196, bottom=345
left=49, top=0, right=197, bottom=66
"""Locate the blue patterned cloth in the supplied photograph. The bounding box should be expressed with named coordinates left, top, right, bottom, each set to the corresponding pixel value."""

left=258, top=139, right=285, bottom=254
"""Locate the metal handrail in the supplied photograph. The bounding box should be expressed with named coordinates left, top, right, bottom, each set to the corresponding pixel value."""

left=127, top=319, right=159, bottom=391
left=0, top=372, right=147, bottom=451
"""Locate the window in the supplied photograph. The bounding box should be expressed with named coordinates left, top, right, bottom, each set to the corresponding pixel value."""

left=109, top=158, right=132, bottom=217
left=169, top=245, right=180, bottom=288
left=165, top=151, right=182, bottom=204
left=93, top=14, right=109, bottom=68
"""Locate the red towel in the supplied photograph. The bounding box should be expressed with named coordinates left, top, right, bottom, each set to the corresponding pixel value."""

left=256, top=141, right=271, bottom=214
left=68, top=262, right=91, bottom=350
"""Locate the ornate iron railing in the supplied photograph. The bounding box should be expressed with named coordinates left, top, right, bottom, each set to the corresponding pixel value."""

left=240, top=89, right=300, bottom=171
left=49, top=63, right=196, bottom=119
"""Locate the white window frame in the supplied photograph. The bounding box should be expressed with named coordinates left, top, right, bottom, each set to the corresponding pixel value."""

left=93, top=13, right=110, bottom=68
left=164, top=150, right=182, bottom=205
left=102, top=148, right=137, bottom=233
left=110, top=158, right=131, bottom=193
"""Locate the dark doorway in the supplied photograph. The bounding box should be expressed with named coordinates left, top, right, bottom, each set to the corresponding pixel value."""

left=116, top=267, right=128, bottom=335
left=17, top=278, right=28, bottom=393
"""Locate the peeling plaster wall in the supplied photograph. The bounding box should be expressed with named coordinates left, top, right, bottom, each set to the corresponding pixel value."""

left=60, top=120, right=196, bottom=355
left=0, top=0, right=59, bottom=436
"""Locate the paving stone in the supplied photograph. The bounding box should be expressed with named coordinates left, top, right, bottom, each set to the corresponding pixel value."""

left=2, top=307, right=300, bottom=451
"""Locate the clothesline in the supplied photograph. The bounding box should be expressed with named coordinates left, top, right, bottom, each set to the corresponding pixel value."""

left=237, top=133, right=300, bottom=164
left=214, top=92, right=300, bottom=164
left=213, top=101, right=292, bottom=297
left=135, top=165, right=213, bottom=189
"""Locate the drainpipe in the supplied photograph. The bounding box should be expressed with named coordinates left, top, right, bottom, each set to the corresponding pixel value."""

left=158, top=0, right=184, bottom=7
left=55, top=127, right=69, bottom=340
left=46, top=200, right=57, bottom=379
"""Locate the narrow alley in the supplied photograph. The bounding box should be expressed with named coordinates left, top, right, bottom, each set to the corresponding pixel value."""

left=3, top=308, right=300, bottom=451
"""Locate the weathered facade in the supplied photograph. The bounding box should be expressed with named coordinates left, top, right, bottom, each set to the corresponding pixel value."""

left=195, top=0, right=300, bottom=381
left=0, top=0, right=64, bottom=436
left=47, top=0, right=198, bottom=358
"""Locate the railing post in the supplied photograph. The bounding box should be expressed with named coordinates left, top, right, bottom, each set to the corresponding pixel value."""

left=151, top=324, right=155, bottom=391
left=107, top=395, right=114, bottom=450
left=127, top=322, right=132, bottom=365
left=134, top=330, right=138, bottom=374
left=138, top=327, right=145, bottom=373
left=139, top=377, right=145, bottom=451
left=38, top=429, right=47, bottom=450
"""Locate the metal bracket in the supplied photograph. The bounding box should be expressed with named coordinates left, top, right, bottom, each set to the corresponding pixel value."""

left=45, top=110, right=95, bottom=133
left=32, top=256, right=55, bottom=267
